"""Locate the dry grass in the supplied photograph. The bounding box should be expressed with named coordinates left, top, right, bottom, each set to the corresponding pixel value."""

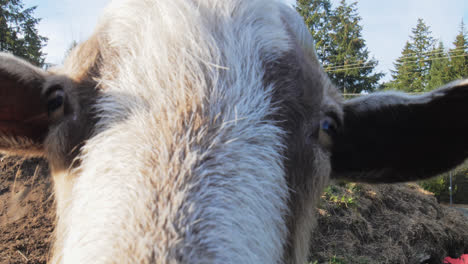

left=310, top=183, right=468, bottom=264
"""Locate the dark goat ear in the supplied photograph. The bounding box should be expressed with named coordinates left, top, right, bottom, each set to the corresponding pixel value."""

left=0, top=53, right=49, bottom=156
left=331, top=80, right=468, bottom=183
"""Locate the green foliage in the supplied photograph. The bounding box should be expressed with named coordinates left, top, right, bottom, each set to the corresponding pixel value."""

left=329, top=256, right=346, bottom=264
left=390, top=41, right=419, bottom=91
left=426, top=41, right=452, bottom=91
left=323, top=183, right=359, bottom=208
left=418, top=174, right=449, bottom=199
left=327, top=0, right=383, bottom=93
left=389, top=19, right=435, bottom=92
left=296, top=0, right=383, bottom=93
left=411, top=19, right=435, bottom=83
left=418, top=162, right=468, bottom=202
left=448, top=20, right=468, bottom=80
left=296, top=0, right=333, bottom=63
left=297, top=2, right=467, bottom=93
left=390, top=19, right=468, bottom=92
left=0, top=0, right=48, bottom=66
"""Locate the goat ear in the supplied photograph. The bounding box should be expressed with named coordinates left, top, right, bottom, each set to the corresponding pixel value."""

left=0, top=53, right=49, bottom=156
left=331, top=80, right=468, bottom=183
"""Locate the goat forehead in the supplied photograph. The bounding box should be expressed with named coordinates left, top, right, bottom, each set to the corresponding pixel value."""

left=86, top=0, right=312, bottom=135
left=96, top=1, right=288, bottom=81
left=52, top=0, right=338, bottom=262
left=58, top=0, right=307, bottom=261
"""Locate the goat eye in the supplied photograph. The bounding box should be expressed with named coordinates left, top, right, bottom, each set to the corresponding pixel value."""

left=46, top=88, right=65, bottom=120
left=318, top=116, right=339, bottom=149
left=320, top=117, right=337, bottom=135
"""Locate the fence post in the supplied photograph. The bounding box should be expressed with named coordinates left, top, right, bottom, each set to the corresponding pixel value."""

left=449, top=171, right=453, bottom=207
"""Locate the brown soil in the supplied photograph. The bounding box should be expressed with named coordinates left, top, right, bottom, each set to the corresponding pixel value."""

left=0, top=156, right=54, bottom=264
left=1, top=157, right=467, bottom=264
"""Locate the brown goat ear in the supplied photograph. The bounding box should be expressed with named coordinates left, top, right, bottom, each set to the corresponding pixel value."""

left=331, top=80, right=468, bottom=183
left=0, top=53, right=49, bottom=156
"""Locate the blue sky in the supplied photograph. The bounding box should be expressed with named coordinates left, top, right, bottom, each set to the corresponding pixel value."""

left=24, top=0, right=468, bottom=82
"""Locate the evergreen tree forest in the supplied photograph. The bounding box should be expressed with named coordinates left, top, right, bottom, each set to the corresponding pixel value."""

left=297, top=0, right=468, bottom=94
left=0, top=0, right=47, bottom=66
left=297, top=0, right=382, bottom=93
left=389, top=19, right=468, bottom=92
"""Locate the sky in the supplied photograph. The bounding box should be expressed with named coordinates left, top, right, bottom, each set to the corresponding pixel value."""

left=24, top=0, right=468, bottom=82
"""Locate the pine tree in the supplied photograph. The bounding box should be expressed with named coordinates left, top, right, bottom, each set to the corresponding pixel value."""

left=326, top=0, right=382, bottom=93
left=390, top=19, right=435, bottom=92
left=411, top=18, right=435, bottom=91
left=0, top=0, right=48, bottom=66
left=426, top=41, right=451, bottom=91
left=448, top=20, right=468, bottom=80
left=390, top=42, right=418, bottom=92
left=64, top=40, right=79, bottom=60
left=296, top=0, right=333, bottom=65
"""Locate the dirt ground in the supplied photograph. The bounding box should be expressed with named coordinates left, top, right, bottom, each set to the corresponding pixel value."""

left=0, top=156, right=467, bottom=263
left=0, top=156, right=54, bottom=264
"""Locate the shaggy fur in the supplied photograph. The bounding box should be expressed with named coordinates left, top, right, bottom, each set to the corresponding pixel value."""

left=56, top=1, right=307, bottom=263
left=0, top=0, right=467, bottom=264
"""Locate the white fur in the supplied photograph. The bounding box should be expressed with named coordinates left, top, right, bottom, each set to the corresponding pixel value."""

left=5, top=0, right=465, bottom=263
left=1, top=1, right=465, bottom=262
left=52, top=0, right=296, bottom=263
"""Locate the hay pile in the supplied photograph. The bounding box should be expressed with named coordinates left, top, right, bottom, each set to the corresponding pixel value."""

left=310, top=183, right=468, bottom=264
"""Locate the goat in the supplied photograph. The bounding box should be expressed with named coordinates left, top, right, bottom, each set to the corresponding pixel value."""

left=0, top=0, right=467, bottom=263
